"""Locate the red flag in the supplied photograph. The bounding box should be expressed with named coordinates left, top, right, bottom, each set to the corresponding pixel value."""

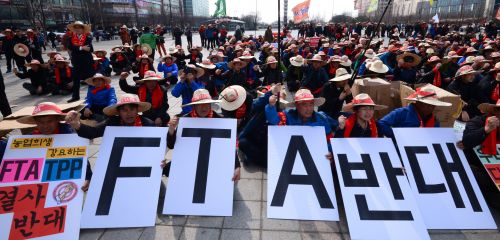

left=292, top=0, right=311, bottom=24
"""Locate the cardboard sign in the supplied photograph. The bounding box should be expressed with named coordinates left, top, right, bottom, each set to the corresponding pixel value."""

left=163, top=118, right=237, bottom=216
left=0, top=134, right=89, bottom=240
left=267, top=126, right=338, bottom=221
left=331, top=138, right=429, bottom=240
left=80, top=127, right=167, bottom=228
left=394, top=128, right=496, bottom=229
left=473, top=145, right=500, bottom=191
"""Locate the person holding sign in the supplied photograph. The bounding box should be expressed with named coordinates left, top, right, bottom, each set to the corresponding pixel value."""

left=336, top=93, right=386, bottom=138
left=65, top=94, right=155, bottom=140
left=119, top=71, right=170, bottom=127
left=219, top=85, right=253, bottom=133
left=14, top=102, right=93, bottom=191
left=265, top=88, right=336, bottom=156
left=460, top=100, right=500, bottom=208
left=378, top=87, right=451, bottom=138
left=165, top=89, right=241, bottom=182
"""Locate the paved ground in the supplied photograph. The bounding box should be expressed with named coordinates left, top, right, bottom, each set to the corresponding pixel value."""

left=1, top=34, right=499, bottom=240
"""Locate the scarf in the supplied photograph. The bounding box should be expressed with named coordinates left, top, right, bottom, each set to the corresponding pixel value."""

left=91, top=84, right=110, bottom=95
left=116, top=54, right=124, bottom=61
left=32, top=127, right=60, bottom=135
left=93, top=62, right=98, bottom=70
left=416, top=111, right=436, bottom=127
left=27, top=34, right=35, bottom=43
left=190, top=109, right=214, bottom=118
left=491, top=83, right=499, bottom=102
left=481, top=116, right=499, bottom=155
left=138, top=84, right=163, bottom=109
left=191, top=54, right=198, bottom=62
left=121, top=116, right=142, bottom=126
left=235, top=103, right=247, bottom=119
left=140, top=63, right=149, bottom=77
left=344, top=114, right=378, bottom=138
left=5, top=35, right=12, bottom=41
left=71, top=33, right=87, bottom=47
left=329, top=65, right=337, bottom=77
left=432, top=67, right=442, bottom=87
left=54, top=67, right=71, bottom=84
left=278, top=112, right=287, bottom=126
left=135, top=49, right=143, bottom=58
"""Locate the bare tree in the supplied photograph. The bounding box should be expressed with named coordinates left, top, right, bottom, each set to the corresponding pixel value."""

left=240, top=13, right=261, bottom=30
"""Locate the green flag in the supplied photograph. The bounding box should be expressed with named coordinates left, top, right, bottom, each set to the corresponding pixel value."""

left=213, top=0, right=227, bottom=17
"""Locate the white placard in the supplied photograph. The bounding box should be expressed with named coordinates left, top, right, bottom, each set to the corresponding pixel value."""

left=267, top=126, right=339, bottom=221
left=0, top=134, right=89, bottom=240
left=163, top=118, right=237, bottom=216
left=331, top=138, right=430, bottom=240
left=393, top=128, right=496, bottom=229
left=81, top=127, right=167, bottom=228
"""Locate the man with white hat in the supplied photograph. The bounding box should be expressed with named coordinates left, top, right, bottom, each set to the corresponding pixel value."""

left=319, top=68, right=353, bottom=119
left=378, top=87, right=452, bottom=138
left=285, top=55, right=306, bottom=92
left=172, top=64, right=205, bottom=114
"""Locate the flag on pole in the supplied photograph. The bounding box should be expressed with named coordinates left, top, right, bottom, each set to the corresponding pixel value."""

left=213, top=0, right=226, bottom=17
left=292, top=0, right=311, bottom=24
left=367, top=0, right=378, bottom=13
left=432, top=13, right=439, bottom=23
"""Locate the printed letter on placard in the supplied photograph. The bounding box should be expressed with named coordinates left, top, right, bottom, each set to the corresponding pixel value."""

left=163, top=118, right=237, bottom=216
left=393, top=128, right=496, bottom=229
left=331, top=138, right=429, bottom=240
left=81, top=127, right=167, bottom=228
left=268, top=126, right=338, bottom=221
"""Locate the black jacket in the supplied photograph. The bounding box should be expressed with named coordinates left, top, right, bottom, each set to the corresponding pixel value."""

left=447, top=79, right=486, bottom=119
left=16, top=69, right=48, bottom=88
left=319, top=82, right=352, bottom=119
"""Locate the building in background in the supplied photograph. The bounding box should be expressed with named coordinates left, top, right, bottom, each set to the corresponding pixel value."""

left=0, top=0, right=86, bottom=30
left=0, top=0, right=184, bottom=30
left=183, top=0, right=209, bottom=17
left=357, top=0, right=497, bottom=23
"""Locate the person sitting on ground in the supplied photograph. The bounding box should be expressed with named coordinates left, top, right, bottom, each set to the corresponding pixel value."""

left=378, top=87, right=452, bottom=138
left=459, top=100, right=500, bottom=209
left=94, top=49, right=112, bottom=76
left=50, top=56, right=73, bottom=95
left=16, top=102, right=92, bottom=191
left=171, top=64, right=205, bottom=114
left=14, top=60, right=50, bottom=95
left=82, top=74, right=117, bottom=121
left=319, top=68, right=353, bottom=119
left=157, top=54, right=179, bottom=85
left=119, top=71, right=170, bottom=126
left=132, top=54, right=155, bottom=82
left=265, top=88, right=337, bottom=159
left=65, top=93, right=155, bottom=140
left=164, top=89, right=241, bottom=182
left=336, top=93, right=386, bottom=138
left=110, top=48, right=130, bottom=75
